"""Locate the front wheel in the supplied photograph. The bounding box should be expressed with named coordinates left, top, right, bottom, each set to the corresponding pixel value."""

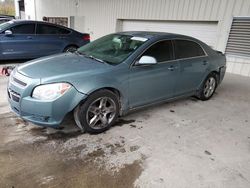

left=198, top=73, right=218, bottom=101
left=74, top=90, right=120, bottom=134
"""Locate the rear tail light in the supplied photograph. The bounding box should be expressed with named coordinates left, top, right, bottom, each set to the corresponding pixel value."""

left=82, top=34, right=90, bottom=41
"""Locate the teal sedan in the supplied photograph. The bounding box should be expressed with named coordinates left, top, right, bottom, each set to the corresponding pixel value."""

left=8, top=32, right=226, bottom=133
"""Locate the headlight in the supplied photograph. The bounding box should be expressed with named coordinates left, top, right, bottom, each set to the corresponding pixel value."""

left=32, top=83, right=71, bottom=101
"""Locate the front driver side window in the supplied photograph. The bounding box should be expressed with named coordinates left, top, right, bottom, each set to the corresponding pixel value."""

left=10, top=24, right=35, bottom=34
left=142, top=40, right=174, bottom=62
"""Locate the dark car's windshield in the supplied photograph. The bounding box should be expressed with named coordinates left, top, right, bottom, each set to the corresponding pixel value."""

left=77, top=34, right=148, bottom=65
left=0, top=21, right=13, bottom=32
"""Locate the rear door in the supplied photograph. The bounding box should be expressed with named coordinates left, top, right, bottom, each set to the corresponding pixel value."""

left=35, top=23, right=70, bottom=56
left=0, top=23, right=36, bottom=59
left=173, top=39, right=209, bottom=96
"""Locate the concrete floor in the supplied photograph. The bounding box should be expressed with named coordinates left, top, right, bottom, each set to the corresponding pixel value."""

left=0, top=68, right=250, bottom=188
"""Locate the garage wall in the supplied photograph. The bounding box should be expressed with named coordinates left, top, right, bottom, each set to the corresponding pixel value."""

left=121, top=20, right=218, bottom=48
left=26, top=0, right=250, bottom=76
left=24, top=0, right=36, bottom=20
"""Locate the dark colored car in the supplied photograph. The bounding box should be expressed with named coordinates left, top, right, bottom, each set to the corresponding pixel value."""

left=8, top=32, right=226, bottom=133
left=0, top=15, right=15, bottom=22
left=0, top=20, right=90, bottom=60
left=0, top=15, right=15, bottom=18
left=0, top=15, right=14, bottom=24
left=0, top=18, right=12, bottom=24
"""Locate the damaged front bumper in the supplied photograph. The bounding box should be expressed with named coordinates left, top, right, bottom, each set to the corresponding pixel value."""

left=7, top=69, right=87, bottom=127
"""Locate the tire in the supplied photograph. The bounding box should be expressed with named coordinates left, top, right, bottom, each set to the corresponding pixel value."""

left=63, top=45, right=78, bottom=53
left=74, top=90, right=120, bottom=134
left=198, top=73, right=218, bottom=101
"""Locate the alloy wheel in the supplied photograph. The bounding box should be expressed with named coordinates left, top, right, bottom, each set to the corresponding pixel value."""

left=86, top=97, right=116, bottom=129
left=204, top=77, right=216, bottom=98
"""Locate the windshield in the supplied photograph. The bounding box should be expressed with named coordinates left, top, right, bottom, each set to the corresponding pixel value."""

left=0, top=21, right=13, bottom=33
left=77, top=34, right=148, bottom=65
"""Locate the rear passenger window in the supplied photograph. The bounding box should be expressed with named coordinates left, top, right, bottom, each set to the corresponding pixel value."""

left=36, top=24, right=70, bottom=34
left=11, top=24, right=35, bottom=34
left=142, top=40, right=174, bottom=62
left=175, top=40, right=205, bottom=59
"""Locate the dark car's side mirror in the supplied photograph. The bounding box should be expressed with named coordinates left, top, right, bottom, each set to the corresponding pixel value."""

left=137, top=56, right=157, bottom=65
left=5, top=30, right=13, bottom=36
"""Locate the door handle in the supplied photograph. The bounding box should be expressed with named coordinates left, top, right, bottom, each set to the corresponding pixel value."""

left=168, top=66, right=178, bottom=71
left=27, top=36, right=33, bottom=39
left=168, top=67, right=174, bottom=71
left=203, top=60, right=208, bottom=65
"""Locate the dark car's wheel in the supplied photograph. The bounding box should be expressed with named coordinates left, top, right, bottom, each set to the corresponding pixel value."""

left=63, top=45, right=78, bottom=53
left=74, top=90, right=120, bottom=134
left=198, top=73, right=218, bottom=101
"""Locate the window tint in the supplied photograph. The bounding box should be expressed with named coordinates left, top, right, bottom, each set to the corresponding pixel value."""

left=175, top=40, right=205, bottom=59
left=36, top=24, right=70, bottom=34
left=142, top=40, right=174, bottom=62
left=10, top=24, right=35, bottom=34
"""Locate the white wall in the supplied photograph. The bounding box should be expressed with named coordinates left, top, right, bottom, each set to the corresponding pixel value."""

left=24, top=0, right=36, bottom=20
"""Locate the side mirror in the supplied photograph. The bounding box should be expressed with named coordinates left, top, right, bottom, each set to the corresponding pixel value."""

left=137, top=56, right=157, bottom=65
left=5, top=30, right=13, bottom=36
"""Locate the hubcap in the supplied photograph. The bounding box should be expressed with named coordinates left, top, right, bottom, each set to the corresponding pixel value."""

left=204, top=77, right=216, bottom=98
left=86, top=97, right=116, bottom=129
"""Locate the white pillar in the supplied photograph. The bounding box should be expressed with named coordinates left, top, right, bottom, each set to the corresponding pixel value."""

left=14, top=0, right=20, bottom=18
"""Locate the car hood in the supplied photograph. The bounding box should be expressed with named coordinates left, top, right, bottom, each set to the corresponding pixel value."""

left=17, top=53, right=110, bottom=80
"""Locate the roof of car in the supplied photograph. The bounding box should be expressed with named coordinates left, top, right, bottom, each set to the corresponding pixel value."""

left=0, top=14, right=15, bottom=18
left=10, top=19, right=70, bottom=28
left=8, top=19, right=76, bottom=32
left=119, top=31, right=194, bottom=40
left=11, top=19, right=59, bottom=25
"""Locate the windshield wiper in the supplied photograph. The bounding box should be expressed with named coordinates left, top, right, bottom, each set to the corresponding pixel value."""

left=75, top=51, right=110, bottom=64
left=89, top=55, right=106, bottom=63
left=83, top=54, right=106, bottom=64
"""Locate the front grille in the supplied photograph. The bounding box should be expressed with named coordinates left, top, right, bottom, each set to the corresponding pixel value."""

left=9, top=89, right=21, bottom=102
left=13, top=77, right=27, bottom=87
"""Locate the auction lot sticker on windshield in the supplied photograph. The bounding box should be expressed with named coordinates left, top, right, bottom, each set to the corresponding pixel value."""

left=131, top=37, right=148, bottom=42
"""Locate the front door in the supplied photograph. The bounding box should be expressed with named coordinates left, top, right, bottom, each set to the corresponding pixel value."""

left=0, top=23, right=36, bottom=59
left=128, top=40, right=179, bottom=108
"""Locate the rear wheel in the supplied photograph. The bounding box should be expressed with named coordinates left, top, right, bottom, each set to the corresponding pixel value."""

left=198, top=73, right=218, bottom=101
left=63, top=45, right=78, bottom=53
left=74, top=90, right=119, bottom=134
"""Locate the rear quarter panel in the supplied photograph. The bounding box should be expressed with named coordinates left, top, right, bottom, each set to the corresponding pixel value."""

left=68, top=31, right=89, bottom=48
left=206, top=47, right=227, bottom=84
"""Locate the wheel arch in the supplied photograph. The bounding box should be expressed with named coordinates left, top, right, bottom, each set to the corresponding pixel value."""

left=76, top=86, right=125, bottom=115
left=197, top=70, right=220, bottom=93
left=63, top=44, right=79, bottom=52
left=211, top=70, right=220, bottom=81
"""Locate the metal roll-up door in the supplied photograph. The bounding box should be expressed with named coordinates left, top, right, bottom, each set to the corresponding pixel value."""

left=226, top=17, right=250, bottom=57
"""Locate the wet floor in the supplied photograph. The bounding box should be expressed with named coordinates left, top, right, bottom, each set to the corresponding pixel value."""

left=1, top=73, right=250, bottom=187
left=0, top=113, right=143, bottom=188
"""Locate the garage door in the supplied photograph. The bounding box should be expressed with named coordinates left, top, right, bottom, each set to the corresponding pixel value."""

left=121, top=20, right=218, bottom=48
